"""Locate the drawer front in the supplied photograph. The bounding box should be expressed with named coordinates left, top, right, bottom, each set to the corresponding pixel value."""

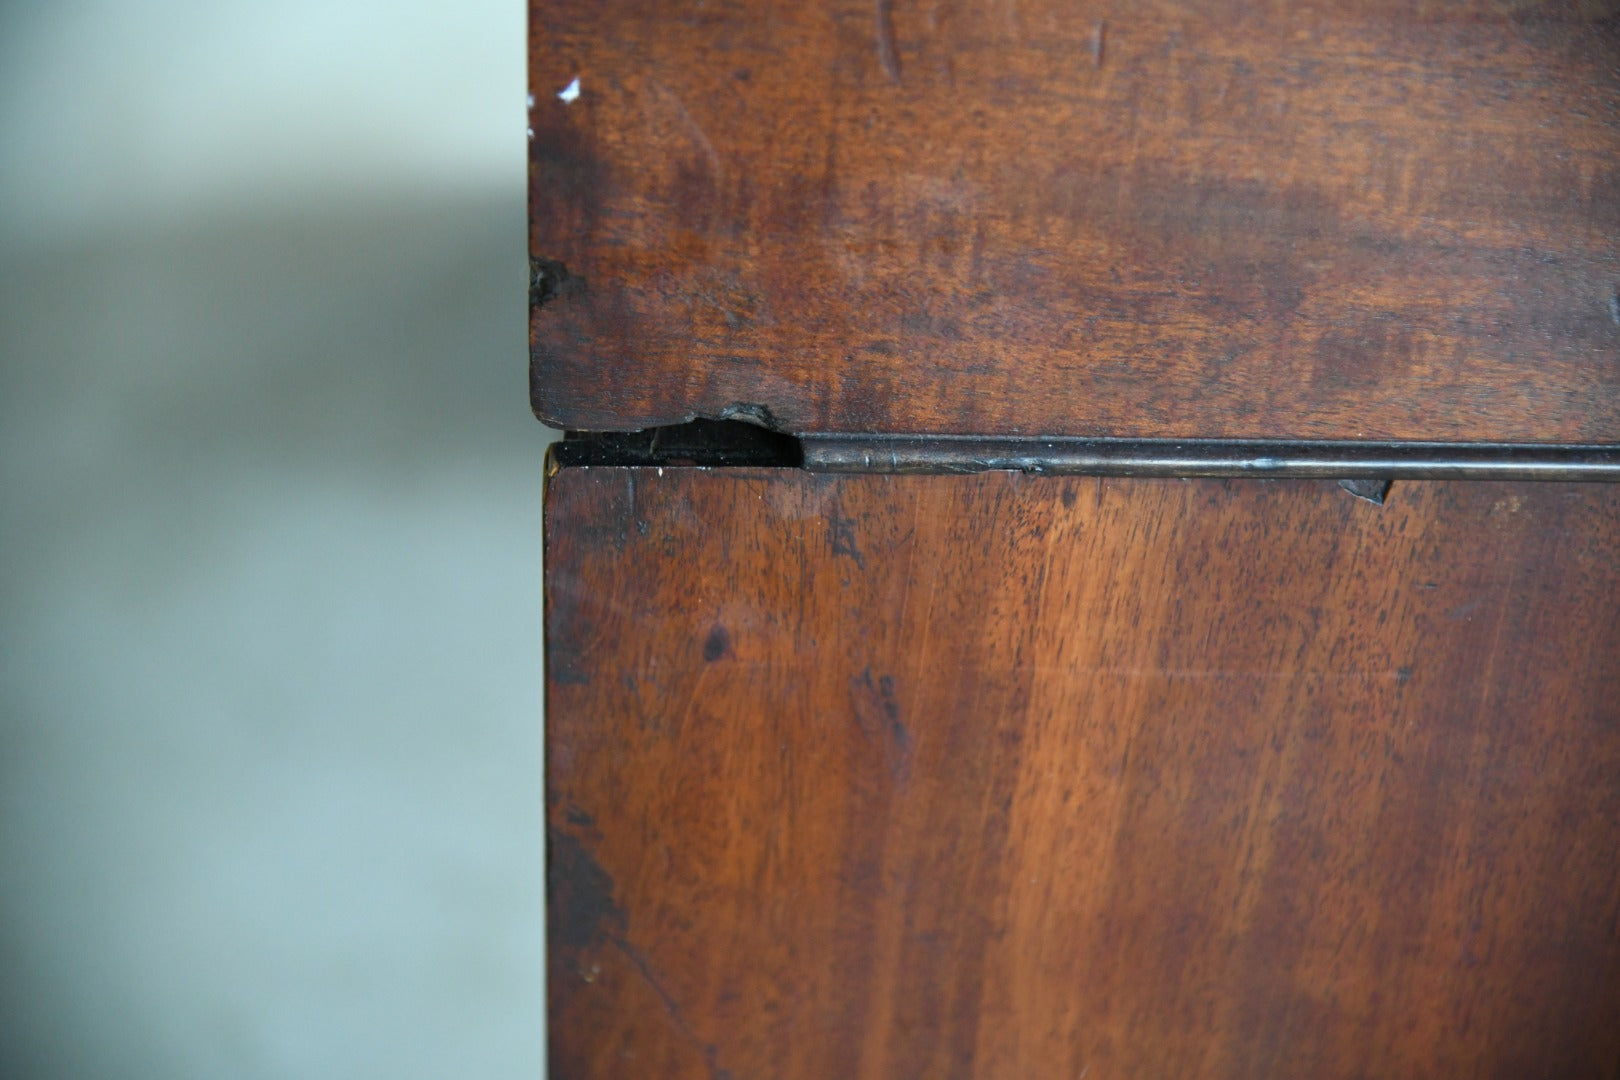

left=530, top=1, right=1620, bottom=442
left=546, top=469, right=1620, bottom=1078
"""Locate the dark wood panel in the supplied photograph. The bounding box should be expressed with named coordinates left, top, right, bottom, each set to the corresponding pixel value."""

left=529, top=0, right=1620, bottom=442
left=546, top=467, right=1620, bottom=1078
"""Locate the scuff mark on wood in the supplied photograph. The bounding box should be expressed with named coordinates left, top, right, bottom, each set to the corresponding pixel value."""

left=875, top=0, right=902, bottom=83
left=829, top=513, right=867, bottom=568
left=703, top=623, right=732, bottom=662
left=548, top=826, right=625, bottom=950
left=565, top=805, right=597, bottom=828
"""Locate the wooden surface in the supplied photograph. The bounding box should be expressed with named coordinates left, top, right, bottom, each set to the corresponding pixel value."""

left=528, top=1, right=1620, bottom=441
left=547, top=467, right=1620, bottom=1078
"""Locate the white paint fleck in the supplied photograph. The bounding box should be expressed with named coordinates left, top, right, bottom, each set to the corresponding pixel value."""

left=525, top=92, right=535, bottom=109
left=526, top=127, right=534, bottom=140
left=557, top=77, right=581, bottom=104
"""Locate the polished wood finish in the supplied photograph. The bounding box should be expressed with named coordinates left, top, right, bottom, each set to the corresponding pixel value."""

left=546, top=468, right=1620, bottom=1079
left=529, top=1, right=1620, bottom=442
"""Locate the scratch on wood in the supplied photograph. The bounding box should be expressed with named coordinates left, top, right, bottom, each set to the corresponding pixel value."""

left=651, top=79, right=723, bottom=179
left=1052, top=667, right=1417, bottom=680
left=875, top=0, right=902, bottom=83
left=850, top=668, right=913, bottom=780
left=550, top=826, right=728, bottom=1077
left=613, top=937, right=728, bottom=1079
left=1090, top=20, right=1106, bottom=67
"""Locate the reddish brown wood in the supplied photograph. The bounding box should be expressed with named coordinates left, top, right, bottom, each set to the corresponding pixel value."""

left=529, top=1, right=1620, bottom=442
left=547, top=468, right=1620, bottom=1078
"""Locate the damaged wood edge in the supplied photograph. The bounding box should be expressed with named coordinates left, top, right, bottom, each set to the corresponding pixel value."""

left=552, top=419, right=804, bottom=468
left=1339, top=477, right=1394, bottom=505
left=530, top=257, right=577, bottom=309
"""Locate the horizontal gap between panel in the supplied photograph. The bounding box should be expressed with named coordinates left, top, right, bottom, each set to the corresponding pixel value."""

left=802, top=436, right=1620, bottom=480
left=552, top=421, right=1620, bottom=481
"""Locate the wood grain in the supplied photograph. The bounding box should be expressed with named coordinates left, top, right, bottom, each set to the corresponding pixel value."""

left=529, top=0, right=1620, bottom=442
left=547, top=467, right=1620, bottom=1078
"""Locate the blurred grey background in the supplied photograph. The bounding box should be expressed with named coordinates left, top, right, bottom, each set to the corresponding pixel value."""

left=1, top=1, right=552, bottom=1076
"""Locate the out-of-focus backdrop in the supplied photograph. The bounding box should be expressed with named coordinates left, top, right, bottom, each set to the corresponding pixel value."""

left=1, top=2, right=551, bottom=1076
